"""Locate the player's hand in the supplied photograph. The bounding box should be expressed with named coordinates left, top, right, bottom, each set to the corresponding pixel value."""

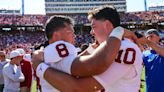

left=123, top=29, right=138, bottom=43
left=32, top=49, right=44, bottom=70
left=136, top=37, right=149, bottom=45
left=91, top=40, right=99, bottom=49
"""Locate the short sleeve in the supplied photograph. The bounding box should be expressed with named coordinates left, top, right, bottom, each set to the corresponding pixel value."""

left=44, top=41, right=78, bottom=74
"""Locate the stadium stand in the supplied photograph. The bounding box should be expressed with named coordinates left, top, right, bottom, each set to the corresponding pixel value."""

left=0, top=11, right=163, bottom=26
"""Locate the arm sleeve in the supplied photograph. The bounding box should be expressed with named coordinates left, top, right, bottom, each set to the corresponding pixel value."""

left=44, top=41, right=78, bottom=74
left=93, top=62, right=135, bottom=90
left=49, top=55, right=76, bottom=74
left=3, top=66, right=25, bottom=82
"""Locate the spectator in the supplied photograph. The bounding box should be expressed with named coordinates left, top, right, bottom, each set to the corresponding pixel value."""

left=3, top=50, right=25, bottom=92
left=0, top=51, right=8, bottom=92
left=138, top=29, right=164, bottom=92
left=16, top=48, right=32, bottom=92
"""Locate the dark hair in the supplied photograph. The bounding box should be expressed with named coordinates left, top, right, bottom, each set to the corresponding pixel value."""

left=45, top=15, right=74, bottom=40
left=34, top=41, right=49, bottom=50
left=134, top=31, right=144, bottom=38
left=81, top=44, right=89, bottom=52
left=88, top=5, right=120, bottom=27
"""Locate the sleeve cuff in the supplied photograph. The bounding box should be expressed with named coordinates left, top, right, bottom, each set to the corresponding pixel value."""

left=86, top=44, right=95, bottom=54
left=36, top=63, right=49, bottom=78
left=109, top=26, right=124, bottom=40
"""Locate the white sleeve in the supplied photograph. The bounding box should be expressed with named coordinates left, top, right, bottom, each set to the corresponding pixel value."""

left=49, top=55, right=75, bottom=74
left=93, top=62, right=135, bottom=90
left=44, top=41, right=78, bottom=74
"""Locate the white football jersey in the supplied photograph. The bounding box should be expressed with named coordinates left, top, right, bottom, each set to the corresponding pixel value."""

left=39, top=40, right=78, bottom=92
left=93, top=39, right=143, bottom=92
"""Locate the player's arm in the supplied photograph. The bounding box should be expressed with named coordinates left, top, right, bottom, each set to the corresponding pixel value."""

left=71, top=27, right=138, bottom=77
left=147, top=40, right=164, bottom=56
left=138, top=37, right=164, bottom=56
left=78, top=41, right=99, bottom=56
left=37, top=64, right=103, bottom=92
left=71, top=36, right=121, bottom=76
left=36, top=61, right=135, bottom=92
left=78, top=50, right=90, bottom=56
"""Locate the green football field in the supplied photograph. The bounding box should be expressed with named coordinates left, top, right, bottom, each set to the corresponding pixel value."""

left=31, top=68, right=146, bottom=92
left=141, top=67, right=146, bottom=92
left=31, top=81, right=37, bottom=92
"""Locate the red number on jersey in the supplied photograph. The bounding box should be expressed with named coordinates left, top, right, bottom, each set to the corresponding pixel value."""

left=56, top=44, right=69, bottom=57
left=115, top=48, right=136, bottom=64
left=115, top=50, right=124, bottom=63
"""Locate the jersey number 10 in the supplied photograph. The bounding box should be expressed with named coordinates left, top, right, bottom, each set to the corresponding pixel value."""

left=115, top=48, right=136, bottom=64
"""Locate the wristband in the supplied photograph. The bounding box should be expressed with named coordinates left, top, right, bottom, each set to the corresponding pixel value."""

left=36, top=63, right=49, bottom=78
left=86, top=44, right=95, bottom=54
left=109, top=26, right=124, bottom=40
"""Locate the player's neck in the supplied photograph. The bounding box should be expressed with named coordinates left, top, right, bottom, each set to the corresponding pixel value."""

left=49, top=40, right=55, bottom=44
left=49, top=38, right=63, bottom=44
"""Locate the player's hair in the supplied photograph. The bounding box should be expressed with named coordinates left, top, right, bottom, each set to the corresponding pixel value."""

left=45, top=15, right=74, bottom=40
left=88, top=5, right=120, bottom=27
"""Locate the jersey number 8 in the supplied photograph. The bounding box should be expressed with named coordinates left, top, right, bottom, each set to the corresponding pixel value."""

left=56, top=44, right=69, bottom=57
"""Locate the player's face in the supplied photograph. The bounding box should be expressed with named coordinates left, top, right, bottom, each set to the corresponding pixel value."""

left=91, top=19, right=113, bottom=43
left=60, top=24, right=76, bottom=44
left=146, top=33, right=160, bottom=43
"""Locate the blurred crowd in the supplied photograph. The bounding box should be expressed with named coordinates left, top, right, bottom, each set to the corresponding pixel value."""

left=0, top=30, right=94, bottom=58
left=120, top=11, right=164, bottom=24
left=0, top=11, right=163, bottom=25
left=0, top=30, right=46, bottom=57
left=66, top=14, right=89, bottom=24
left=75, top=33, right=93, bottom=47
left=0, top=15, right=47, bottom=26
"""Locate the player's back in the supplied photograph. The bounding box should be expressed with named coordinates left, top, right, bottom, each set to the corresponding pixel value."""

left=110, top=39, right=143, bottom=92
left=94, top=39, right=143, bottom=92
left=38, top=40, right=78, bottom=92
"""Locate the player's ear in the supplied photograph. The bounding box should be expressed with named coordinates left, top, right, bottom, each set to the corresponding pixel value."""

left=104, top=20, right=113, bottom=32
left=106, top=20, right=113, bottom=28
left=52, top=31, right=60, bottom=40
left=101, top=20, right=107, bottom=30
